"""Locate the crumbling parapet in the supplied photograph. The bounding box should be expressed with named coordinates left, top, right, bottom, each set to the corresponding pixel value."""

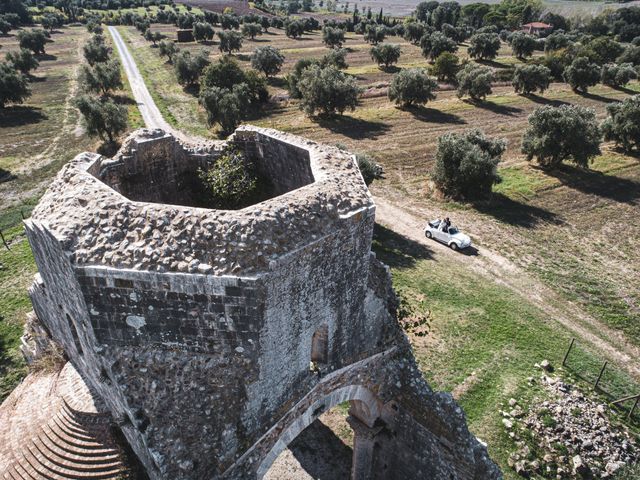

left=22, top=126, right=501, bottom=479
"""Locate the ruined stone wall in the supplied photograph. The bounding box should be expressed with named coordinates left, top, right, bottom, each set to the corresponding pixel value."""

left=90, top=133, right=220, bottom=207
left=234, top=130, right=314, bottom=197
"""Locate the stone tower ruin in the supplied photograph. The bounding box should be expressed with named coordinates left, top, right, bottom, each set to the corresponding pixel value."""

left=21, top=127, right=501, bottom=479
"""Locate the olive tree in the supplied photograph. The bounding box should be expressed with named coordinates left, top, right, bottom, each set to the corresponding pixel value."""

left=80, top=61, right=123, bottom=96
left=198, top=149, right=257, bottom=208
left=285, top=20, right=304, bottom=39
left=563, top=57, right=600, bottom=93
left=617, top=46, right=640, bottom=66
left=174, top=50, right=210, bottom=86
left=602, top=95, right=640, bottom=153
left=601, top=63, right=637, bottom=88
left=193, top=22, right=214, bottom=42
left=509, top=31, right=536, bottom=59
left=251, top=46, right=284, bottom=77
left=84, top=34, right=110, bottom=65
left=199, top=85, right=247, bottom=133
left=144, top=29, right=165, bottom=46
left=17, top=29, right=47, bottom=55
left=370, top=43, right=401, bottom=69
left=544, top=32, right=570, bottom=53
left=5, top=48, right=38, bottom=75
left=74, top=94, right=127, bottom=143
left=456, top=63, right=493, bottom=100
left=467, top=33, right=500, bottom=61
left=321, top=48, right=348, bottom=69
left=158, top=40, right=179, bottom=63
left=421, top=31, right=457, bottom=62
left=522, top=105, right=602, bottom=169
left=322, top=26, right=345, bottom=48
left=431, top=129, right=506, bottom=200
left=242, top=22, right=262, bottom=40
left=364, top=25, right=385, bottom=45
left=0, top=62, right=30, bottom=108
left=512, top=64, right=551, bottom=95
left=0, top=18, right=12, bottom=35
left=403, top=22, right=428, bottom=45
left=217, top=30, right=243, bottom=54
left=297, top=65, right=361, bottom=116
left=355, top=153, right=384, bottom=186
left=431, top=52, right=459, bottom=83
left=388, top=68, right=438, bottom=107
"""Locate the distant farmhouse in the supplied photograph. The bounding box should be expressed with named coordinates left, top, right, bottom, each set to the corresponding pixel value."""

left=521, top=21, right=553, bottom=35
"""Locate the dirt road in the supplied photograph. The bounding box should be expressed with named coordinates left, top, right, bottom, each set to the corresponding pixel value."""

left=108, top=26, right=200, bottom=143
left=374, top=197, right=640, bottom=379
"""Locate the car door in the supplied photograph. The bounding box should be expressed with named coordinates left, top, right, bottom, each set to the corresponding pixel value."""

left=435, top=226, right=449, bottom=243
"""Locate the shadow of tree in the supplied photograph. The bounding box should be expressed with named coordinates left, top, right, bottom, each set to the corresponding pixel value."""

left=0, top=106, right=47, bottom=128
left=611, top=85, right=637, bottom=95
left=525, top=94, right=570, bottom=107
left=36, top=53, right=57, bottom=61
left=379, top=65, right=401, bottom=74
left=546, top=164, right=640, bottom=204
left=287, top=420, right=352, bottom=480
left=372, top=223, right=434, bottom=269
left=465, top=99, right=522, bottom=116
left=315, top=114, right=390, bottom=140
left=267, top=76, right=288, bottom=89
left=236, top=53, right=251, bottom=61
left=477, top=58, right=511, bottom=69
left=471, top=193, right=562, bottom=228
left=0, top=168, right=16, bottom=184
left=97, top=141, right=121, bottom=157
left=181, top=84, right=200, bottom=97
left=111, top=94, right=137, bottom=105
left=579, top=91, right=617, bottom=103
left=405, top=105, right=466, bottom=124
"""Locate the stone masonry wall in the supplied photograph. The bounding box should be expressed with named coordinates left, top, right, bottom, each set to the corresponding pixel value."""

left=90, top=131, right=221, bottom=207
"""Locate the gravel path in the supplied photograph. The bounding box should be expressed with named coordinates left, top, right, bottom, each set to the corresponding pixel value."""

left=108, top=26, right=196, bottom=143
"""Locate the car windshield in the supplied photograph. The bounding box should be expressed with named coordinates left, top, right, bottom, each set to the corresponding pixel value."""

left=448, top=227, right=458, bottom=234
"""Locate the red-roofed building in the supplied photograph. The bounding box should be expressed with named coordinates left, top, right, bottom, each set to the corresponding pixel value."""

left=521, top=22, right=553, bottom=35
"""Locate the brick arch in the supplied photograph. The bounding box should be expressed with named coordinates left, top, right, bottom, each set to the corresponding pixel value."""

left=256, top=385, right=381, bottom=478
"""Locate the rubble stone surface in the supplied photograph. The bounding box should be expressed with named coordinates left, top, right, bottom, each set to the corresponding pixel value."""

left=507, top=374, right=637, bottom=479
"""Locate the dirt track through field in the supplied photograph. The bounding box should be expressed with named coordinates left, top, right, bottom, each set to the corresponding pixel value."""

left=112, top=25, right=640, bottom=381
left=109, top=26, right=207, bottom=144
left=374, top=197, right=640, bottom=379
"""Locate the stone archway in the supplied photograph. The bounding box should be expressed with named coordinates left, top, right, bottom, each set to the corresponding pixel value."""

left=257, top=385, right=383, bottom=479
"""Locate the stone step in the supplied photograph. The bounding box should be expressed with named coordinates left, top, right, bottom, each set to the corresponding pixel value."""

left=51, top=416, right=101, bottom=443
left=44, top=424, right=115, bottom=451
left=35, top=433, right=122, bottom=466
left=55, top=411, right=97, bottom=438
left=31, top=440, right=124, bottom=474
left=24, top=446, right=125, bottom=480
left=41, top=429, right=119, bottom=459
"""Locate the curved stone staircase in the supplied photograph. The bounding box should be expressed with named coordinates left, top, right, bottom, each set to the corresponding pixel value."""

left=0, top=363, right=130, bottom=480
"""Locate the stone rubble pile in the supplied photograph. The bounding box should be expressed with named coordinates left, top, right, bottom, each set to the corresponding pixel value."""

left=505, top=366, right=637, bottom=479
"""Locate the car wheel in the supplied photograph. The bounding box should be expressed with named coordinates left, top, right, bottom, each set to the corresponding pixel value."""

left=425, top=231, right=432, bottom=239
left=449, top=242, right=458, bottom=251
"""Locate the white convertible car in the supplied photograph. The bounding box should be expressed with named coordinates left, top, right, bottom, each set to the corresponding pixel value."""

left=424, top=219, right=472, bottom=251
